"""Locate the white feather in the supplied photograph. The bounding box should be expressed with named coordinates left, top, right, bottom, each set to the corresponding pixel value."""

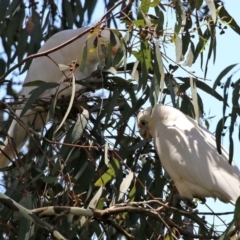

left=137, top=104, right=240, bottom=204
left=0, top=27, right=120, bottom=168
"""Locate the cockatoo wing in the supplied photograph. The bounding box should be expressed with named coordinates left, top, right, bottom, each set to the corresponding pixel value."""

left=138, top=105, right=240, bottom=204
left=0, top=27, right=120, bottom=168
left=22, top=27, right=117, bottom=97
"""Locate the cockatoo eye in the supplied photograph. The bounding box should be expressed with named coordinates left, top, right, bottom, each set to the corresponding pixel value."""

left=140, top=120, right=147, bottom=127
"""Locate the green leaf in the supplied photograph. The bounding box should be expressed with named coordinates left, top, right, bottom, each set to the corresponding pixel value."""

left=71, top=108, right=89, bottom=142
left=204, top=0, right=216, bottom=23
left=212, top=63, right=239, bottom=91
left=135, top=160, right=151, bottom=200
left=46, top=93, right=58, bottom=123
left=218, top=5, right=240, bottom=35
left=182, top=32, right=191, bottom=57
left=215, top=116, right=228, bottom=154
left=223, top=75, right=232, bottom=117
left=96, top=197, right=105, bottom=210
left=153, top=41, right=164, bottom=104
left=180, top=97, right=195, bottom=119
left=189, top=77, right=199, bottom=123
left=74, top=161, right=88, bottom=181
left=175, top=35, right=182, bottom=63
left=95, top=158, right=121, bottom=186
left=79, top=41, right=88, bottom=73
left=140, top=0, right=151, bottom=12
left=204, top=25, right=216, bottom=78
left=150, top=0, right=160, bottom=8
left=164, top=76, right=176, bottom=107
left=104, top=142, right=109, bottom=165
left=116, top=85, right=150, bottom=128
left=0, top=0, right=8, bottom=27
left=59, top=108, right=88, bottom=160
left=21, top=82, right=59, bottom=117
left=195, top=0, right=203, bottom=9
left=132, top=41, right=151, bottom=71
left=235, top=197, right=240, bottom=218
left=177, top=77, right=225, bottom=103
left=155, top=7, right=164, bottom=35
left=54, top=75, right=76, bottom=134
left=174, top=22, right=181, bottom=34
left=40, top=176, right=58, bottom=183
left=118, top=171, right=134, bottom=201
left=104, top=89, right=120, bottom=130
left=88, top=186, right=103, bottom=209
left=133, top=19, right=145, bottom=27
left=17, top=218, right=30, bottom=240
left=63, top=0, right=74, bottom=28
left=219, top=218, right=235, bottom=240
left=128, top=183, right=136, bottom=202
left=228, top=79, right=240, bottom=164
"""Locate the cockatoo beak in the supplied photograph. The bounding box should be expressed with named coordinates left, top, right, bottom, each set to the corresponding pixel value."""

left=139, top=128, right=148, bottom=139
left=138, top=121, right=152, bottom=140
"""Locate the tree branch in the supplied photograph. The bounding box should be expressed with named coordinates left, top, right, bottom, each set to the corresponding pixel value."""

left=0, top=194, right=221, bottom=239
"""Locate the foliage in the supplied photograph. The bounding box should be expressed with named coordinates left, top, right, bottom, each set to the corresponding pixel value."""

left=0, top=0, right=240, bottom=239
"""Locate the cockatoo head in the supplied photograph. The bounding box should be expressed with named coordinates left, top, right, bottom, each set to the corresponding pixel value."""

left=137, top=106, right=153, bottom=140
left=87, top=29, right=120, bottom=62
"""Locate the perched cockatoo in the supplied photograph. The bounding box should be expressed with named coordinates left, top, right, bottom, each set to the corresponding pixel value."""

left=137, top=104, right=240, bottom=204
left=0, top=27, right=120, bottom=168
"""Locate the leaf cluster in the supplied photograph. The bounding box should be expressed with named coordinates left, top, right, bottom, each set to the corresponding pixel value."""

left=0, top=0, right=240, bottom=239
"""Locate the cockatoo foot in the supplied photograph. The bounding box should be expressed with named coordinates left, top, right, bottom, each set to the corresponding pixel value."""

left=171, top=193, right=198, bottom=209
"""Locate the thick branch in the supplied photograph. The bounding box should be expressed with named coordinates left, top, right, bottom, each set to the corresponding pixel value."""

left=0, top=193, right=66, bottom=240
left=0, top=194, right=222, bottom=239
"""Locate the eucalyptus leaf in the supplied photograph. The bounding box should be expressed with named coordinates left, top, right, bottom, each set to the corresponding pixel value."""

left=21, top=82, right=59, bottom=117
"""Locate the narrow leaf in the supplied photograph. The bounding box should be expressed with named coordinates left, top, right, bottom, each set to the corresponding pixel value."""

left=129, top=183, right=136, bottom=202
left=94, top=158, right=121, bottom=186
left=223, top=75, right=232, bottom=117
left=178, top=0, right=186, bottom=32
left=178, top=77, right=225, bottom=103
left=70, top=108, right=89, bottom=142
left=23, top=80, right=47, bottom=87
left=212, top=63, right=239, bottom=91
left=80, top=41, right=88, bottom=73
left=54, top=74, right=76, bottom=134
left=175, top=35, right=182, bottom=63
left=218, top=5, right=240, bottom=35
left=204, top=0, right=216, bottom=23
left=40, top=176, right=58, bottom=184
left=58, top=64, right=70, bottom=71
left=189, top=77, right=199, bottom=123
left=46, top=94, right=58, bottom=123
left=131, top=60, right=140, bottom=83
left=215, top=116, right=228, bottom=154
left=183, top=49, right=194, bottom=67
left=195, top=0, right=203, bottom=9
left=88, top=186, right=103, bottom=209
left=118, top=171, right=134, bottom=201
left=154, top=42, right=165, bottom=101
left=104, top=142, right=109, bottom=165
left=21, top=82, right=59, bottom=117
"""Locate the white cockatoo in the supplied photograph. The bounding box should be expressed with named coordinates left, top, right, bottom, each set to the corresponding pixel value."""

left=137, top=104, right=240, bottom=204
left=0, top=27, right=120, bottom=168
